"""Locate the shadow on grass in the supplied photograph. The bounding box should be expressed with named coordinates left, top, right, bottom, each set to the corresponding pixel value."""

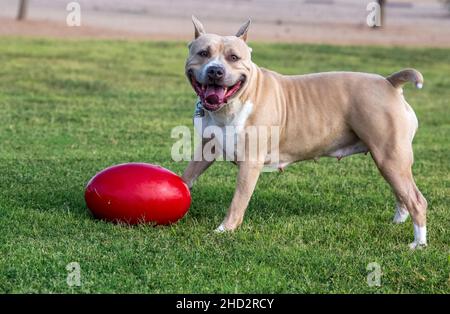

left=0, top=155, right=391, bottom=228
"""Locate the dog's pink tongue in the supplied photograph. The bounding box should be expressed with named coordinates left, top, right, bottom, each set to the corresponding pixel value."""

left=205, top=86, right=225, bottom=104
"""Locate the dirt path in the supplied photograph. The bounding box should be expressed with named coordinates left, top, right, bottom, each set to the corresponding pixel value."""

left=1, top=0, right=449, bottom=47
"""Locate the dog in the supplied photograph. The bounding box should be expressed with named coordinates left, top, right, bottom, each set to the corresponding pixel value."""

left=182, top=16, right=427, bottom=249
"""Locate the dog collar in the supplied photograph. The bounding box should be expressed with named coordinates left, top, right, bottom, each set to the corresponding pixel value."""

left=193, top=100, right=205, bottom=118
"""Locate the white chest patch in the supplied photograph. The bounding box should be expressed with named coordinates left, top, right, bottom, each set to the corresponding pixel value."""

left=214, top=100, right=253, bottom=131
left=194, top=99, right=253, bottom=161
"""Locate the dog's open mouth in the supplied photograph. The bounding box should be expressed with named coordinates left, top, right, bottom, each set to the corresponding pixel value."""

left=190, top=75, right=245, bottom=111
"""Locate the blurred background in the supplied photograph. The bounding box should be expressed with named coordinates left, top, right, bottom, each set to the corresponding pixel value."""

left=1, top=0, right=449, bottom=46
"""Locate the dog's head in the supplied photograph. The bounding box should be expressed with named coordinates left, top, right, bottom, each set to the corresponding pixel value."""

left=185, top=16, right=253, bottom=112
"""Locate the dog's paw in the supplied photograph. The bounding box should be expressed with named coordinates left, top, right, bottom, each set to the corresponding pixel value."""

left=409, top=241, right=427, bottom=250
left=214, top=224, right=227, bottom=233
left=409, top=224, right=427, bottom=250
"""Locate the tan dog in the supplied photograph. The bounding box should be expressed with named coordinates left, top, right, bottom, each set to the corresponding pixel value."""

left=182, top=16, right=427, bottom=249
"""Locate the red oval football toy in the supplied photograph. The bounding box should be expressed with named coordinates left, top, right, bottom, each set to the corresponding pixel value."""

left=85, top=163, right=191, bottom=225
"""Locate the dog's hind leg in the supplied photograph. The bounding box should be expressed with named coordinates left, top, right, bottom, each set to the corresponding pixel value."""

left=370, top=145, right=428, bottom=249
left=392, top=103, right=418, bottom=225
left=350, top=94, right=426, bottom=248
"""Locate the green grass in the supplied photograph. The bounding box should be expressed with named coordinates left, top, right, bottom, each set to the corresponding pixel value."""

left=0, top=37, right=448, bottom=293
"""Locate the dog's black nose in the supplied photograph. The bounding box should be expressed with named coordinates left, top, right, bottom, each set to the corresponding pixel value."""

left=207, top=66, right=224, bottom=81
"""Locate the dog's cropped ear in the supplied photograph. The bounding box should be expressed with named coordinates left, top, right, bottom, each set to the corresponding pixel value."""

left=192, top=15, right=206, bottom=39
left=236, top=19, right=251, bottom=42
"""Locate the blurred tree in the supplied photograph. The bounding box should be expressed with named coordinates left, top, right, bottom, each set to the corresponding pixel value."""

left=442, top=0, right=450, bottom=12
left=378, top=0, right=385, bottom=27
left=17, top=0, right=28, bottom=21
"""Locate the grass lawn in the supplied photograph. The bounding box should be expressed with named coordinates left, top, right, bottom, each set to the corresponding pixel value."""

left=0, top=37, right=448, bottom=293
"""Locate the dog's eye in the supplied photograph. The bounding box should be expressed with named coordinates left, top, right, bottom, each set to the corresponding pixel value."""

left=230, top=54, right=240, bottom=62
left=198, top=50, right=209, bottom=58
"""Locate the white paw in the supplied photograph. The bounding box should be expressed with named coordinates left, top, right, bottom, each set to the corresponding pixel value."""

left=409, top=241, right=427, bottom=250
left=214, top=224, right=227, bottom=233
left=393, top=205, right=409, bottom=224
left=409, top=224, right=427, bottom=249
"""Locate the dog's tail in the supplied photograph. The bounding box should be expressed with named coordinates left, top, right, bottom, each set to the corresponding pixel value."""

left=386, top=68, right=424, bottom=89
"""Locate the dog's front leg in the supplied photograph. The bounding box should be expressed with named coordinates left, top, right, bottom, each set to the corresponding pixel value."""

left=182, top=141, right=215, bottom=189
left=216, top=162, right=263, bottom=232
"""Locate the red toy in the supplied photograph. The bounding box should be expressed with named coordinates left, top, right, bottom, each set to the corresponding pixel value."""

left=85, top=163, right=191, bottom=225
